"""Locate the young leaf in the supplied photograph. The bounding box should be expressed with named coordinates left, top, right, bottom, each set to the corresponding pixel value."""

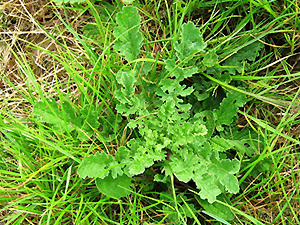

left=115, top=70, right=136, bottom=102
left=113, top=6, right=143, bottom=61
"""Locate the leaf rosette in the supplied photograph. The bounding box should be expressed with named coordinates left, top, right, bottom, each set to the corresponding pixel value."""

left=77, top=6, right=263, bottom=205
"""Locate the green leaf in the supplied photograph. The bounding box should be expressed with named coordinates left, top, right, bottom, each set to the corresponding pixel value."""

left=77, top=152, right=114, bottom=179
left=168, top=147, right=240, bottom=203
left=213, top=90, right=247, bottom=131
left=175, top=21, right=207, bottom=63
left=210, top=136, right=233, bottom=152
left=78, top=104, right=100, bottom=140
left=159, top=59, right=197, bottom=107
left=116, top=70, right=136, bottom=101
left=208, top=157, right=240, bottom=193
left=224, top=41, right=264, bottom=75
left=194, top=174, right=222, bottom=203
left=116, top=95, right=144, bottom=116
left=128, top=153, right=154, bottom=175
left=113, top=6, right=143, bottom=61
left=96, top=174, right=133, bottom=199
left=115, top=70, right=147, bottom=116
left=33, top=99, right=80, bottom=134
left=158, top=98, right=176, bottom=119
left=169, top=154, right=203, bottom=183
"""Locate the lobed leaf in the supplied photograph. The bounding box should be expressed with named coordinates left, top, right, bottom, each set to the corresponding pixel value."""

left=115, top=70, right=136, bottom=102
left=113, top=6, right=143, bottom=61
left=174, top=21, right=207, bottom=63
left=77, top=152, right=115, bottom=179
left=213, top=90, right=247, bottom=131
left=169, top=147, right=240, bottom=203
left=224, top=41, right=264, bottom=75
left=194, top=174, right=222, bottom=204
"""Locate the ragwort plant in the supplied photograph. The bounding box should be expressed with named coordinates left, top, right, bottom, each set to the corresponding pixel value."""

left=76, top=6, right=262, bottom=205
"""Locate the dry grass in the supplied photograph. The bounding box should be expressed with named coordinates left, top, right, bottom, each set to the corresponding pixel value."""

left=0, top=0, right=93, bottom=117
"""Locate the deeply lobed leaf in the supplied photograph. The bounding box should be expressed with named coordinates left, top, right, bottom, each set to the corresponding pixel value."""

left=213, top=90, right=247, bottom=131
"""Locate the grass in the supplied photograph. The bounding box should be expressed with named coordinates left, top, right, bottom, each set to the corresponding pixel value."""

left=1, top=0, right=300, bottom=224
